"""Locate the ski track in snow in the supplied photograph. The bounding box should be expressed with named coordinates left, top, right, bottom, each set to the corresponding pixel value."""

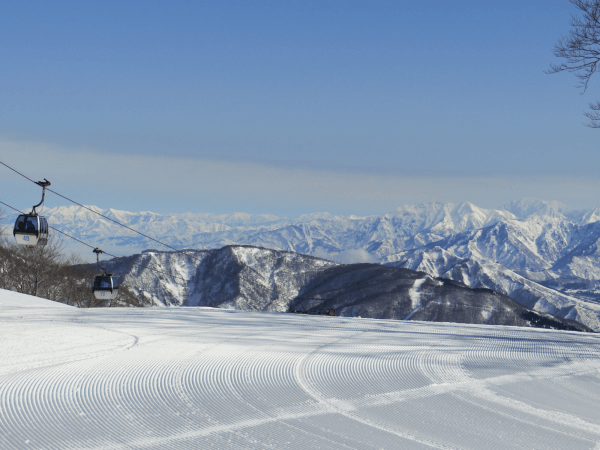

left=2, top=294, right=600, bottom=449
left=404, top=277, right=427, bottom=320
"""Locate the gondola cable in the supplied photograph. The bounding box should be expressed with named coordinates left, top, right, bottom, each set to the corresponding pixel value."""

left=1, top=191, right=274, bottom=289
left=0, top=160, right=183, bottom=253
left=0, top=199, right=191, bottom=283
left=0, top=160, right=282, bottom=285
left=2, top=199, right=335, bottom=309
left=0, top=161, right=336, bottom=307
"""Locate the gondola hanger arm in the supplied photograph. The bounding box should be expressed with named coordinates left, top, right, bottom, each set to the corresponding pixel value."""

left=93, top=248, right=108, bottom=275
left=31, top=178, right=51, bottom=215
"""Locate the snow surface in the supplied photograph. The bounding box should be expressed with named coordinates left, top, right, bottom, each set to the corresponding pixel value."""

left=0, top=289, right=73, bottom=309
left=2, top=290, right=600, bottom=449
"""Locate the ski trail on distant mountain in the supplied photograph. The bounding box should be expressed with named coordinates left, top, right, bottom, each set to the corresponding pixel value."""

left=404, top=277, right=427, bottom=320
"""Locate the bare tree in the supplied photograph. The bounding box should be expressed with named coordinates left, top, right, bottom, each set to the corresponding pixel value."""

left=58, top=252, right=96, bottom=307
left=0, top=222, right=144, bottom=307
left=549, top=0, right=600, bottom=127
left=11, top=237, right=66, bottom=297
left=0, top=207, right=9, bottom=244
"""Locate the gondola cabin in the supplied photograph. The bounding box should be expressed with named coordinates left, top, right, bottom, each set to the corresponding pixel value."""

left=92, top=275, right=119, bottom=300
left=13, top=214, right=49, bottom=246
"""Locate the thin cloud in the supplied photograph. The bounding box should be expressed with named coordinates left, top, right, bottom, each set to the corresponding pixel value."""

left=1, top=138, right=599, bottom=217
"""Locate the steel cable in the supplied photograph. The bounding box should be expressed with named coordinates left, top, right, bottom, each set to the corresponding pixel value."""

left=0, top=199, right=191, bottom=283
left=0, top=159, right=183, bottom=253
left=0, top=160, right=333, bottom=305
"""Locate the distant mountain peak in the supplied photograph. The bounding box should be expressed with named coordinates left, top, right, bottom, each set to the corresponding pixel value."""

left=503, top=198, right=566, bottom=219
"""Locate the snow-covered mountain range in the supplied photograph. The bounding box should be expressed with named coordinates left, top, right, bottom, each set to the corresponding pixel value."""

left=30, top=198, right=600, bottom=264
left=96, top=245, right=590, bottom=332
left=8, top=200, right=542, bottom=259
left=10, top=197, right=600, bottom=329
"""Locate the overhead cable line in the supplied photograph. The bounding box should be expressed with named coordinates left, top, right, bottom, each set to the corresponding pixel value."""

left=0, top=161, right=39, bottom=184
left=0, top=199, right=190, bottom=283
left=0, top=160, right=183, bottom=254
left=0, top=160, right=335, bottom=303
left=0, top=159, right=276, bottom=285
left=0, top=160, right=238, bottom=286
left=0, top=200, right=95, bottom=250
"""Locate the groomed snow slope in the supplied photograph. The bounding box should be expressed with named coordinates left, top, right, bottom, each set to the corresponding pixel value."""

left=2, top=290, right=600, bottom=449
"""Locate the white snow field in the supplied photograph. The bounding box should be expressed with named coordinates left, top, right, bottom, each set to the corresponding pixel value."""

left=2, top=290, right=600, bottom=450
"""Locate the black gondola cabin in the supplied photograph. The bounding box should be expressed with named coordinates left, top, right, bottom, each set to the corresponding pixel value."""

left=92, top=275, right=119, bottom=300
left=13, top=214, right=49, bottom=246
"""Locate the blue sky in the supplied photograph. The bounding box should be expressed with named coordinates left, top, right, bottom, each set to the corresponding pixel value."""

left=1, top=0, right=599, bottom=216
